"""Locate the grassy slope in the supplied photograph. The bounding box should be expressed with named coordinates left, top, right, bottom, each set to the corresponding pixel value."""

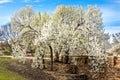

left=0, top=58, right=28, bottom=80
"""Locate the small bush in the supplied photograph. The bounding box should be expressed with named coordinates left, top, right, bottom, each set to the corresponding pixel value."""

left=2, top=50, right=11, bottom=55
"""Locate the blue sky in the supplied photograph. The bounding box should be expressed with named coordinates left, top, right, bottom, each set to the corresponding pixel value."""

left=0, top=0, right=120, bottom=34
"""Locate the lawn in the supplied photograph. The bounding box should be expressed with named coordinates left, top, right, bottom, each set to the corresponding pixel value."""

left=0, top=58, right=28, bottom=80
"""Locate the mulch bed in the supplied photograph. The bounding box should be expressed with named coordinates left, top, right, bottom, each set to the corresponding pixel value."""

left=5, top=58, right=120, bottom=80
left=5, top=59, right=82, bottom=80
left=6, top=60, right=56, bottom=80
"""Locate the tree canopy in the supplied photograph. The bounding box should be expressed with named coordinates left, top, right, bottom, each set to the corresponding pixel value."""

left=10, top=5, right=110, bottom=71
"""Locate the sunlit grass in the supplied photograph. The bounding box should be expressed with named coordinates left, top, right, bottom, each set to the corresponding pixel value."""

left=0, top=58, right=28, bottom=80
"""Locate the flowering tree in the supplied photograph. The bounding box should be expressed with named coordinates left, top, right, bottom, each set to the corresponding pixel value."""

left=52, top=5, right=86, bottom=63
left=82, top=6, right=109, bottom=72
left=11, top=6, right=35, bottom=58
left=34, top=21, right=56, bottom=70
left=11, top=5, right=52, bottom=69
left=10, top=5, right=110, bottom=73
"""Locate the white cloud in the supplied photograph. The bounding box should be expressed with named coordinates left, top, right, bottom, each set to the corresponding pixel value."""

left=0, top=0, right=12, bottom=4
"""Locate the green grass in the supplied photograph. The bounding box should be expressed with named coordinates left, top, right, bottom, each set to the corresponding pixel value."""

left=0, top=58, right=28, bottom=80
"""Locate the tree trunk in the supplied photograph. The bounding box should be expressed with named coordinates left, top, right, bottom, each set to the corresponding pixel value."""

left=54, top=47, right=62, bottom=62
left=114, top=56, right=117, bottom=66
left=64, top=49, right=69, bottom=64
left=65, top=54, right=69, bottom=64
left=54, top=51, right=60, bottom=62
left=42, top=55, right=45, bottom=69
left=49, top=45, right=54, bottom=71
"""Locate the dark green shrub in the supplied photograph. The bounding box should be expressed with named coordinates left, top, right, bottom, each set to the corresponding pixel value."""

left=2, top=50, right=11, bottom=55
